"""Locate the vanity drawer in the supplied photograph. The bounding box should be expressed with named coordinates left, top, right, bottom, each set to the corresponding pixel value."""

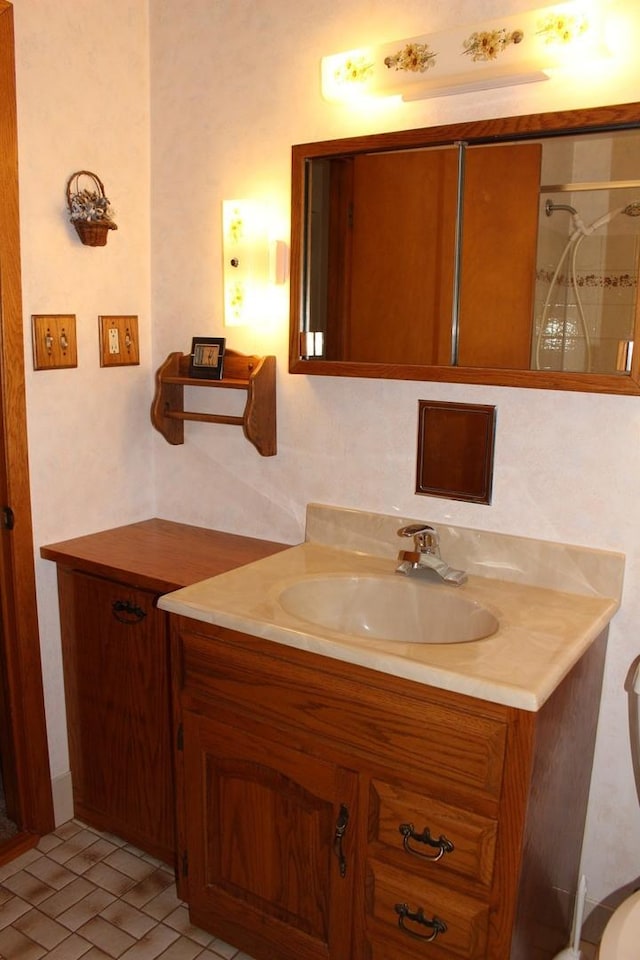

left=177, top=624, right=508, bottom=802
left=365, top=860, right=489, bottom=960
left=369, top=780, right=497, bottom=890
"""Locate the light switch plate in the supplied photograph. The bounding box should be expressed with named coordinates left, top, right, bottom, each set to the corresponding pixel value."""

left=32, top=315, right=77, bottom=370
left=99, top=315, right=140, bottom=367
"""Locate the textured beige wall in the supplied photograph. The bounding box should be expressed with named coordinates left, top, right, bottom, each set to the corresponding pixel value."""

left=12, top=0, right=152, bottom=779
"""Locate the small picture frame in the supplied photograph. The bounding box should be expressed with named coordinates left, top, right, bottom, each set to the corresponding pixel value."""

left=189, top=337, right=226, bottom=380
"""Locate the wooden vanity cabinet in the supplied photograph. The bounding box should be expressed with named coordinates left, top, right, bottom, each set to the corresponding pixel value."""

left=172, top=618, right=607, bottom=960
left=40, top=520, right=287, bottom=866
left=55, top=568, right=175, bottom=861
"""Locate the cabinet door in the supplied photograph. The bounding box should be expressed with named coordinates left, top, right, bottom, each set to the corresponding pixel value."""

left=58, top=568, right=174, bottom=862
left=457, top=141, right=542, bottom=369
left=347, top=149, right=458, bottom=365
left=182, top=710, right=358, bottom=960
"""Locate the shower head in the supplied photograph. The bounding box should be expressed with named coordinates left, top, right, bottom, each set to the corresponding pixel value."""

left=579, top=200, right=640, bottom=235
left=545, top=199, right=578, bottom=217
left=546, top=199, right=640, bottom=227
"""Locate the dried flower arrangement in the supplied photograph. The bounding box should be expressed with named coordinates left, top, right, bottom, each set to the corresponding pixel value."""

left=66, top=170, right=117, bottom=246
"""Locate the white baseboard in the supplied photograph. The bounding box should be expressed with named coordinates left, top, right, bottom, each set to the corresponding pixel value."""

left=51, top=771, right=73, bottom=827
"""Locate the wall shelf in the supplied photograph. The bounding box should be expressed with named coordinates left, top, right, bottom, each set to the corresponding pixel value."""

left=151, top=350, right=276, bottom=456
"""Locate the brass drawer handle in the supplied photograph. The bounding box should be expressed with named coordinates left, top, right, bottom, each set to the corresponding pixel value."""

left=399, top=823, right=454, bottom=861
left=395, top=903, right=447, bottom=942
left=112, top=599, right=147, bottom=624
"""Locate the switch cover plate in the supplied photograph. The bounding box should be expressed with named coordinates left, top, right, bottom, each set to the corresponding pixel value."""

left=32, top=315, right=78, bottom=370
left=99, top=315, right=140, bottom=367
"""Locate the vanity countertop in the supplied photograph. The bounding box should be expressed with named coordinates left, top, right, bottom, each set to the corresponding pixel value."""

left=158, top=505, right=625, bottom=712
left=40, top=518, right=289, bottom=593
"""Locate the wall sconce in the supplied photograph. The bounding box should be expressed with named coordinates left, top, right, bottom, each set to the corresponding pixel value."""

left=321, top=2, right=609, bottom=101
left=222, top=200, right=288, bottom=327
left=222, top=199, right=269, bottom=327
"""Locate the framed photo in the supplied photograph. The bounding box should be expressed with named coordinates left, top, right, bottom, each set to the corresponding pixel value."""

left=189, top=337, right=226, bottom=380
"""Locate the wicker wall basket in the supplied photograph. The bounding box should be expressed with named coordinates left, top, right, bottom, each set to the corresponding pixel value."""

left=66, top=170, right=118, bottom=247
left=72, top=220, right=111, bottom=247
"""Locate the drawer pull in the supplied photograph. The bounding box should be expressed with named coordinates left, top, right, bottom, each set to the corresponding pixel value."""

left=395, top=903, right=447, bottom=942
left=333, top=803, right=349, bottom=878
left=399, top=823, right=454, bottom=861
left=112, top=600, right=147, bottom=624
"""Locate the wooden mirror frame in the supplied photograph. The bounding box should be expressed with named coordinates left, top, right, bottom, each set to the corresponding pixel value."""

left=289, top=101, right=640, bottom=394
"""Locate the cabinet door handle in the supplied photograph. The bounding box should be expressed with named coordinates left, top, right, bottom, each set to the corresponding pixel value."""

left=399, top=823, right=454, bottom=861
left=112, top=599, right=147, bottom=624
left=395, top=903, right=447, bottom=942
left=333, top=803, right=349, bottom=878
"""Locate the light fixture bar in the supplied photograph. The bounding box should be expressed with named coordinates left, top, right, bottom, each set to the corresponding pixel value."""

left=322, top=2, right=609, bottom=103
left=401, top=69, right=549, bottom=100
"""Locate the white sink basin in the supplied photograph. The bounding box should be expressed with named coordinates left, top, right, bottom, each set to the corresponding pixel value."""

left=277, top=575, right=498, bottom=644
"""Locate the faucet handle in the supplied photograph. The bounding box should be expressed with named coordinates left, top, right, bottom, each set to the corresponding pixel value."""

left=397, top=523, right=439, bottom=554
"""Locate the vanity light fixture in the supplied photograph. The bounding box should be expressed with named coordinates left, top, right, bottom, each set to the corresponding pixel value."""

left=321, top=1, right=610, bottom=102
left=222, top=199, right=288, bottom=327
left=222, top=199, right=269, bottom=327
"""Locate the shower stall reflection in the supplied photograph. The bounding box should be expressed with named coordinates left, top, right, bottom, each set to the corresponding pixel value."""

left=532, top=129, right=640, bottom=374
left=534, top=196, right=640, bottom=373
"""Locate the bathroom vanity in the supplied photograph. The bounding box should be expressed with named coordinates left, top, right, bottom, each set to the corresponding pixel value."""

left=40, top=520, right=287, bottom=863
left=160, top=504, right=624, bottom=960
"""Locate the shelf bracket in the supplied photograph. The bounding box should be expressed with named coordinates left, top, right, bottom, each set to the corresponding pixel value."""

left=151, top=350, right=277, bottom=456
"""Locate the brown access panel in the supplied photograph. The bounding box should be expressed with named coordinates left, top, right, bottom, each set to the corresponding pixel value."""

left=416, top=400, right=496, bottom=504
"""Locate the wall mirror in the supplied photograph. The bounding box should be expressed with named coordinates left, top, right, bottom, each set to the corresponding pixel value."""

left=288, top=101, right=640, bottom=393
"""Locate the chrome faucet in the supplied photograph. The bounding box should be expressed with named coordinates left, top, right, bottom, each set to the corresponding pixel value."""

left=396, top=523, right=467, bottom=585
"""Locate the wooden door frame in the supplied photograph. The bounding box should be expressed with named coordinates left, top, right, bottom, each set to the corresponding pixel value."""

left=0, top=0, right=55, bottom=854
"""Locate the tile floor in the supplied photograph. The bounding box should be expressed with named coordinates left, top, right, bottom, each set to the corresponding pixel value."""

left=0, top=819, right=602, bottom=960
left=0, top=820, right=255, bottom=960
